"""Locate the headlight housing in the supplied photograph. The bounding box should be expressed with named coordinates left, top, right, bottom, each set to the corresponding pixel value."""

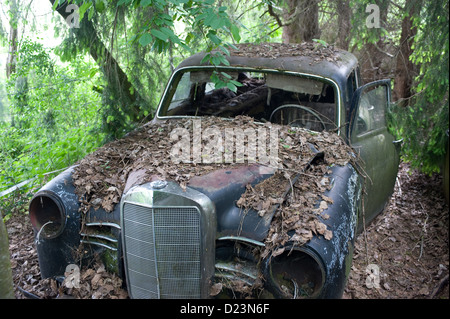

left=264, top=246, right=325, bottom=298
left=29, top=192, right=66, bottom=239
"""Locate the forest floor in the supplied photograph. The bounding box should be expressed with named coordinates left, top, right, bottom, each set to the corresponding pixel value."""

left=5, top=162, right=449, bottom=299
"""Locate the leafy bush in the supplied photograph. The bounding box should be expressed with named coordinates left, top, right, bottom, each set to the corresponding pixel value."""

left=388, top=1, right=449, bottom=175
left=0, top=39, right=105, bottom=217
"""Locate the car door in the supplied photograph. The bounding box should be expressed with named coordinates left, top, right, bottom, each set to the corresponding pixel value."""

left=349, top=79, right=401, bottom=231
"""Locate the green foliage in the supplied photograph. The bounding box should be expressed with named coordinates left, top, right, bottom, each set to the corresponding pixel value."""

left=115, top=0, right=243, bottom=93
left=52, top=0, right=274, bottom=136
left=389, top=0, right=449, bottom=174
left=349, top=0, right=392, bottom=49
left=126, top=0, right=242, bottom=109
left=0, top=39, right=104, bottom=216
left=132, top=0, right=240, bottom=49
left=14, top=39, right=54, bottom=77
left=210, top=70, right=243, bottom=93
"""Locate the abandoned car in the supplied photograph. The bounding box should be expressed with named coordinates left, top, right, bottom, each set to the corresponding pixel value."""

left=29, top=43, right=401, bottom=299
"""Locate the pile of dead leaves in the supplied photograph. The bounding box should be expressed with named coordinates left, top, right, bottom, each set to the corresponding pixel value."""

left=7, top=214, right=43, bottom=298
left=230, top=42, right=342, bottom=64
left=344, top=162, right=449, bottom=299
left=6, top=212, right=128, bottom=299
left=233, top=125, right=354, bottom=257
left=33, top=261, right=127, bottom=299
left=59, top=261, right=128, bottom=299
left=261, top=165, right=335, bottom=259
left=72, top=116, right=263, bottom=214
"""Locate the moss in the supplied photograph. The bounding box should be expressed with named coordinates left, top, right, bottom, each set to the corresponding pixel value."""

left=101, top=249, right=119, bottom=275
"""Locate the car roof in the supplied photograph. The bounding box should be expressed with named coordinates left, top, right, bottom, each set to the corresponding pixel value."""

left=176, top=42, right=358, bottom=84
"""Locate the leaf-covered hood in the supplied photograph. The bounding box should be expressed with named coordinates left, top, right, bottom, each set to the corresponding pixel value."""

left=71, top=116, right=356, bottom=246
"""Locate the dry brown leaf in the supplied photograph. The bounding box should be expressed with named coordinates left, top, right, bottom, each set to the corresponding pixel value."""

left=210, top=283, right=223, bottom=296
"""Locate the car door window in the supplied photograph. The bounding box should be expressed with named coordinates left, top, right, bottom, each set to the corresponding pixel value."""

left=352, top=85, right=387, bottom=138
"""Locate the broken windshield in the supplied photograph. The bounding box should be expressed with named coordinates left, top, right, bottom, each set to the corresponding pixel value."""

left=158, top=69, right=337, bottom=132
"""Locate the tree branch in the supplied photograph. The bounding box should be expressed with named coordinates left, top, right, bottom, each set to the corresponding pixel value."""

left=49, top=0, right=142, bottom=122
left=268, top=4, right=284, bottom=27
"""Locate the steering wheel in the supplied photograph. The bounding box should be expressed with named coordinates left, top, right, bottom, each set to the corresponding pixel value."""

left=269, top=104, right=326, bottom=131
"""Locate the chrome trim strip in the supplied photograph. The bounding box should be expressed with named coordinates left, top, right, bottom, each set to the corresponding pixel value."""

left=218, top=236, right=265, bottom=247
left=214, top=273, right=254, bottom=286
left=150, top=202, right=160, bottom=299
left=80, top=233, right=118, bottom=243
left=80, top=240, right=118, bottom=251
left=85, top=222, right=121, bottom=229
left=215, top=262, right=258, bottom=280
left=122, top=201, right=200, bottom=211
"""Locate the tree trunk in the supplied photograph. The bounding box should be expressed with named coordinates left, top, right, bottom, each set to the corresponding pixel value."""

left=336, top=0, right=351, bottom=50
left=358, top=1, right=390, bottom=83
left=6, top=0, right=18, bottom=79
left=393, top=1, right=421, bottom=105
left=49, top=0, right=142, bottom=122
left=282, top=0, right=320, bottom=43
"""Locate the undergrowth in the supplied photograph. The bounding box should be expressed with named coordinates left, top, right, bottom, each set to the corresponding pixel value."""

left=0, top=39, right=105, bottom=220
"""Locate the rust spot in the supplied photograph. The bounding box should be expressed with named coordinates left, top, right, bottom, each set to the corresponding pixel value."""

left=188, top=164, right=273, bottom=192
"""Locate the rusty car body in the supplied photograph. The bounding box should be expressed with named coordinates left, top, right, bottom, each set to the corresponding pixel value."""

left=28, top=43, right=401, bottom=299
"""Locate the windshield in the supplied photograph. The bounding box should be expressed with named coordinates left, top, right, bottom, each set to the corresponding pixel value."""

left=158, top=69, right=337, bottom=132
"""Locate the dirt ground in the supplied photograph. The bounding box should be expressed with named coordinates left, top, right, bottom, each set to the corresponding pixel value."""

left=343, top=162, right=449, bottom=299
left=5, top=161, right=449, bottom=299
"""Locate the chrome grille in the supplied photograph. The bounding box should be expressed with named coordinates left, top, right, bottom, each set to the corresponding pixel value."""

left=122, top=203, right=202, bottom=299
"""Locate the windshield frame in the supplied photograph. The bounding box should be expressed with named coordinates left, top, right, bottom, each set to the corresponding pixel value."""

left=155, top=66, right=343, bottom=135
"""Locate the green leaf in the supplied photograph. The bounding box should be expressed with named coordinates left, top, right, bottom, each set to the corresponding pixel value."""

left=215, top=81, right=226, bottom=90
left=95, top=0, right=106, bottom=13
left=229, top=80, right=243, bottom=87
left=161, top=27, right=177, bottom=39
left=117, top=0, right=132, bottom=5
left=312, top=38, right=328, bottom=47
left=226, top=82, right=237, bottom=93
left=226, top=42, right=238, bottom=50
left=88, top=5, right=95, bottom=20
left=195, top=13, right=209, bottom=24
left=78, top=1, right=92, bottom=21
left=230, top=24, right=241, bottom=42
left=185, top=32, right=194, bottom=45
left=140, top=0, right=152, bottom=6
left=139, top=33, right=153, bottom=46
left=151, top=29, right=169, bottom=42
left=88, top=68, right=98, bottom=78
left=52, top=0, right=59, bottom=10
left=211, top=55, right=221, bottom=66
left=221, top=72, right=232, bottom=79
left=207, top=32, right=222, bottom=45
left=200, top=53, right=211, bottom=65
left=219, top=45, right=230, bottom=56
left=203, top=13, right=216, bottom=28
